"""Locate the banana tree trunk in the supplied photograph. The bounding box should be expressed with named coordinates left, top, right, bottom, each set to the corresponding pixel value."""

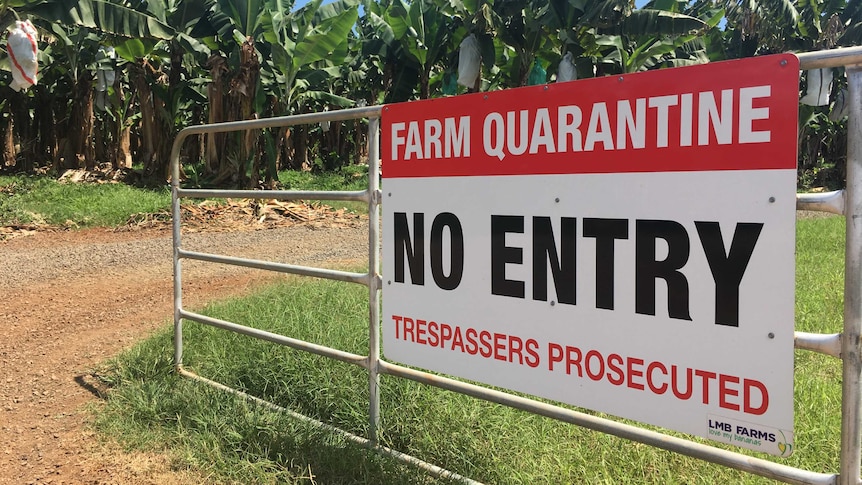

left=9, top=90, right=34, bottom=172
left=156, top=39, right=185, bottom=180
left=276, top=126, right=291, bottom=170
left=111, top=81, right=132, bottom=169
left=117, top=125, right=132, bottom=169
left=2, top=88, right=18, bottom=168
left=132, top=63, right=156, bottom=169
left=64, top=72, right=96, bottom=170
left=2, top=101, right=13, bottom=167
left=213, top=38, right=260, bottom=188
left=168, top=39, right=183, bottom=91
left=206, top=54, right=228, bottom=182
left=183, top=105, right=205, bottom=168
left=153, top=91, right=172, bottom=181
left=236, top=37, right=259, bottom=188
left=95, top=123, right=107, bottom=162
left=420, top=69, right=430, bottom=99
left=294, top=124, right=308, bottom=170
left=34, top=86, right=57, bottom=169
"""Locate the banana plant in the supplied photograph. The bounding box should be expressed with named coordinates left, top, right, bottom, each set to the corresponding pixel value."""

left=113, top=0, right=212, bottom=180
left=491, top=0, right=560, bottom=87
left=42, top=24, right=103, bottom=169
left=360, top=1, right=420, bottom=102
left=581, top=0, right=711, bottom=75
left=193, top=0, right=358, bottom=185
left=719, top=0, right=799, bottom=57
left=380, top=0, right=462, bottom=98
left=602, top=14, right=710, bottom=73
left=188, top=0, right=268, bottom=185
left=6, top=0, right=173, bottom=39
left=269, top=0, right=359, bottom=108
left=261, top=0, right=358, bottom=176
left=1, top=0, right=175, bottom=173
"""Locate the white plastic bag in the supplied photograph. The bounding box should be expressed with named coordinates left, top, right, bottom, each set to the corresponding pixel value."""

left=7, top=20, right=38, bottom=92
left=800, top=68, right=832, bottom=106
left=557, top=52, right=577, bottom=83
left=457, top=34, right=481, bottom=88
left=96, top=47, right=116, bottom=111
left=320, top=106, right=330, bottom=132
left=96, top=47, right=116, bottom=91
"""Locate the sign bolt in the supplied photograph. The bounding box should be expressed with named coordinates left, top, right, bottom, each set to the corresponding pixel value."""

left=388, top=192, right=392, bottom=197
left=550, top=301, right=556, bottom=306
left=768, top=332, right=775, bottom=339
left=618, top=76, right=624, bottom=82
left=769, top=196, right=776, bottom=203
left=387, top=280, right=391, bottom=285
left=780, top=59, right=788, bottom=66
left=555, top=197, right=560, bottom=203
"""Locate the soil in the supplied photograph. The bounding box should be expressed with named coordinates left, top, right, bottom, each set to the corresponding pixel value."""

left=0, top=218, right=369, bottom=484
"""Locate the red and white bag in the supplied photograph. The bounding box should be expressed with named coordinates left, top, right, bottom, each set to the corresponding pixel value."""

left=7, top=20, right=39, bottom=92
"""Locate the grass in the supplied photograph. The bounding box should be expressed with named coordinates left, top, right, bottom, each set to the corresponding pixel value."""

left=93, top=216, right=849, bottom=484
left=279, top=166, right=371, bottom=214
left=0, top=175, right=171, bottom=227
left=0, top=168, right=371, bottom=228
left=278, top=166, right=368, bottom=193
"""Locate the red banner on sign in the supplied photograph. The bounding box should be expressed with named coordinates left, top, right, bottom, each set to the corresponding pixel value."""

left=381, top=54, right=799, bottom=178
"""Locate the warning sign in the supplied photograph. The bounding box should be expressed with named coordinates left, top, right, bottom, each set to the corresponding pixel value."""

left=381, top=54, right=799, bottom=456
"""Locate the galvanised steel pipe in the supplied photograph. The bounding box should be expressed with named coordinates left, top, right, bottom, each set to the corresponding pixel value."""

left=167, top=107, right=383, bottom=370
left=839, top=64, right=862, bottom=485
left=367, top=116, right=382, bottom=444
left=180, top=310, right=369, bottom=367
left=796, top=190, right=845, bottom=215
left=795, top=331, right=842, bottom=359
left=171, top=121, right=184, bottom=370
left=176, top=105, right=384, bottom=141
left=176, top=188, right=369, bottom=202
left=797, top=46, right=862, bottom=70
left=178, top=249, right=369, bottom=285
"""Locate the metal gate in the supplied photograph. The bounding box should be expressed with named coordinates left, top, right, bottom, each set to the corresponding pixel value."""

left=171, top=46, right=862, bottom=485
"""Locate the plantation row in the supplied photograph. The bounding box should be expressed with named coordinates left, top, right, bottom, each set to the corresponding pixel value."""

left=1, top=0, right=860, bottom=188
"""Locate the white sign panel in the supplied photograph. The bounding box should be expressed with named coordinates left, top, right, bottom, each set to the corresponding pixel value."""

left=381, top=54, right=799, bottom=456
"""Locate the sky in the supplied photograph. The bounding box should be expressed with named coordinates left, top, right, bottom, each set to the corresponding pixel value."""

left=292, top=0, right=331, bottom=11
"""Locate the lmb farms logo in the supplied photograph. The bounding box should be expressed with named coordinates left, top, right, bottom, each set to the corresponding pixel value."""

left=708, top=415, right=793, bottom=456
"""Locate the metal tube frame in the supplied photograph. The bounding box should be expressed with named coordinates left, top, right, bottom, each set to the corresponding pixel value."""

left=168, top=46, right=862, bottom=485
left=839, top=61, right=862, bottom=485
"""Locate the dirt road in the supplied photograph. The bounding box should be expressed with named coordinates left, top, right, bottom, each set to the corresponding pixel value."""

left=0, top=222, right=368, bottom=484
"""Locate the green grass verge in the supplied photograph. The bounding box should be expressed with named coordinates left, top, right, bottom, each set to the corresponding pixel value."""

left=0, top=175, right=170, bottom=227
left=279, top=166, right=371, bottom=214
left=0, top=169, right=371, bottom=228
left=278, top=166, right=368, bottom=192
left=94, top=216, right=846, bottom=484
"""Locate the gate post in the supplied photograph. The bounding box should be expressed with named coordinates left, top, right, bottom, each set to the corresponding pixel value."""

left=367, top=116, right=382, bottom=444
left=171, top=132, right=184, bottom=370
left=840, top=64, right=862, bottom=485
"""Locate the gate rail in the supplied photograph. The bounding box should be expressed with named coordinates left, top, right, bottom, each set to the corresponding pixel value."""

left=170, top=46, right=862, bottom=485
